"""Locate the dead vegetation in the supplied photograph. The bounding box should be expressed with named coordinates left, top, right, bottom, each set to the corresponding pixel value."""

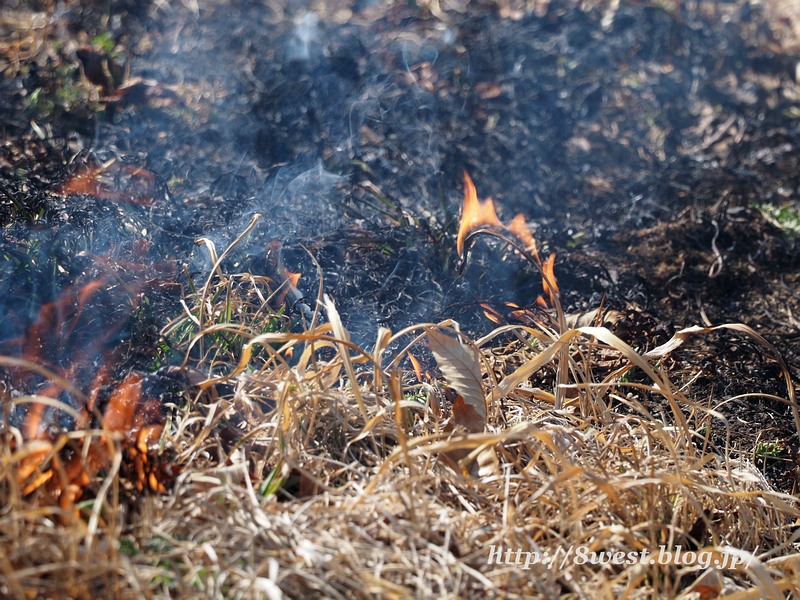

left=3, top=0, right=800, bottom=598
left=3, top=176, right=800, bottom=599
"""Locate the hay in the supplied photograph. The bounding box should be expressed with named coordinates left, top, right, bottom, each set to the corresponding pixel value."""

left=3, top=236, right=800, bottom=599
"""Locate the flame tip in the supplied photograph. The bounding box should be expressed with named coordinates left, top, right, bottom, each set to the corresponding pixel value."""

left=456, top=171, right=503, bottom=257
left=456, top=173, right=558, bottom=310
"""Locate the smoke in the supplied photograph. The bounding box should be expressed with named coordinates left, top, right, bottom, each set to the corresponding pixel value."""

left=286, top=12, right=323, bottom=63
left=260, top=163, right=347, bottom=239
left=6, top=0, right=740, bottom=350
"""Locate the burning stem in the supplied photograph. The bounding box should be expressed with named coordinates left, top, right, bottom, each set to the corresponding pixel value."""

left=459, top=227, right=569, bottom=410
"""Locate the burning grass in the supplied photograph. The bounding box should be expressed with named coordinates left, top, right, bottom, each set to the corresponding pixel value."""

left=3, top=185, right=800, bottom=598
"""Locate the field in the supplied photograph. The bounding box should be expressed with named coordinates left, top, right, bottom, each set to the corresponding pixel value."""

left=2, top=0, right=800, bottom=598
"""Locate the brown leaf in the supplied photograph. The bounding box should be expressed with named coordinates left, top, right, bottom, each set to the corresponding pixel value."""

left=451, top=395, right=484, bottom=433
left=564, top=308, right=602, bottom=329
left=427, top=329, right=486, bottom=432
left=408, top=352, right=424, bottom=382
left=299, top=472, right=321, bottom=498
left=691, top=585, right=720, bottom=600
left=474, top=82, right=503, bottom=99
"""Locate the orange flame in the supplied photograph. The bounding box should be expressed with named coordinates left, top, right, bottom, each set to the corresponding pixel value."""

left=276, top=267, right=301, bottom=305
left=5, top=253, right=177, bottom=502
left=508, top=214, right=540, bottom=263
left=542, top=252, right=559, bottom=306
left=285, top=269, right=301, bottom=289
left=60, top=163, right=158, bottom=206
left=102, top=372, right=144, bottom=435
left=457, top=173, right=561, bottom=311
left=457, top=171, right=503, bottom=257
left=266, top=241, right=303, bottom=305
left=479, top=302, right=504, bottom=325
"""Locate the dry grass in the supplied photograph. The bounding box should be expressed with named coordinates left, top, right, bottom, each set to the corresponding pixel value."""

left=3, top=217, right=800, bottom=600
left=762, top=0, right=800, bottom=54
left=3, top=1, right=800, bottom=597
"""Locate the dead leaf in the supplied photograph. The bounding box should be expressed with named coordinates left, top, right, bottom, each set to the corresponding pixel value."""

left=691, top=585, right=720, bottom=600
left=474, top=81, right=502, bottom=99
left=408, top=352, right=424, bottom=382
left=564, top=308, right=602, bottom=329
left=427, top=328, right=486, bottom=432
left=450, top=395, right=484, bottom=433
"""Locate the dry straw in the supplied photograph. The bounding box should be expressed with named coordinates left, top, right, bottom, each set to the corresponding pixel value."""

left=2, top=215, right=800, bottom=599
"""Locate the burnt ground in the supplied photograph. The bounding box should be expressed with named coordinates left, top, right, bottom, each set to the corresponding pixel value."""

left=1, top=0, right=800, bottom=489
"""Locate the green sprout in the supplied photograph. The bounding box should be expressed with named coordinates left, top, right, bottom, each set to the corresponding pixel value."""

left=755, top=441, right=785, bottom=458
left=754, top=203, right=800, bottom=240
